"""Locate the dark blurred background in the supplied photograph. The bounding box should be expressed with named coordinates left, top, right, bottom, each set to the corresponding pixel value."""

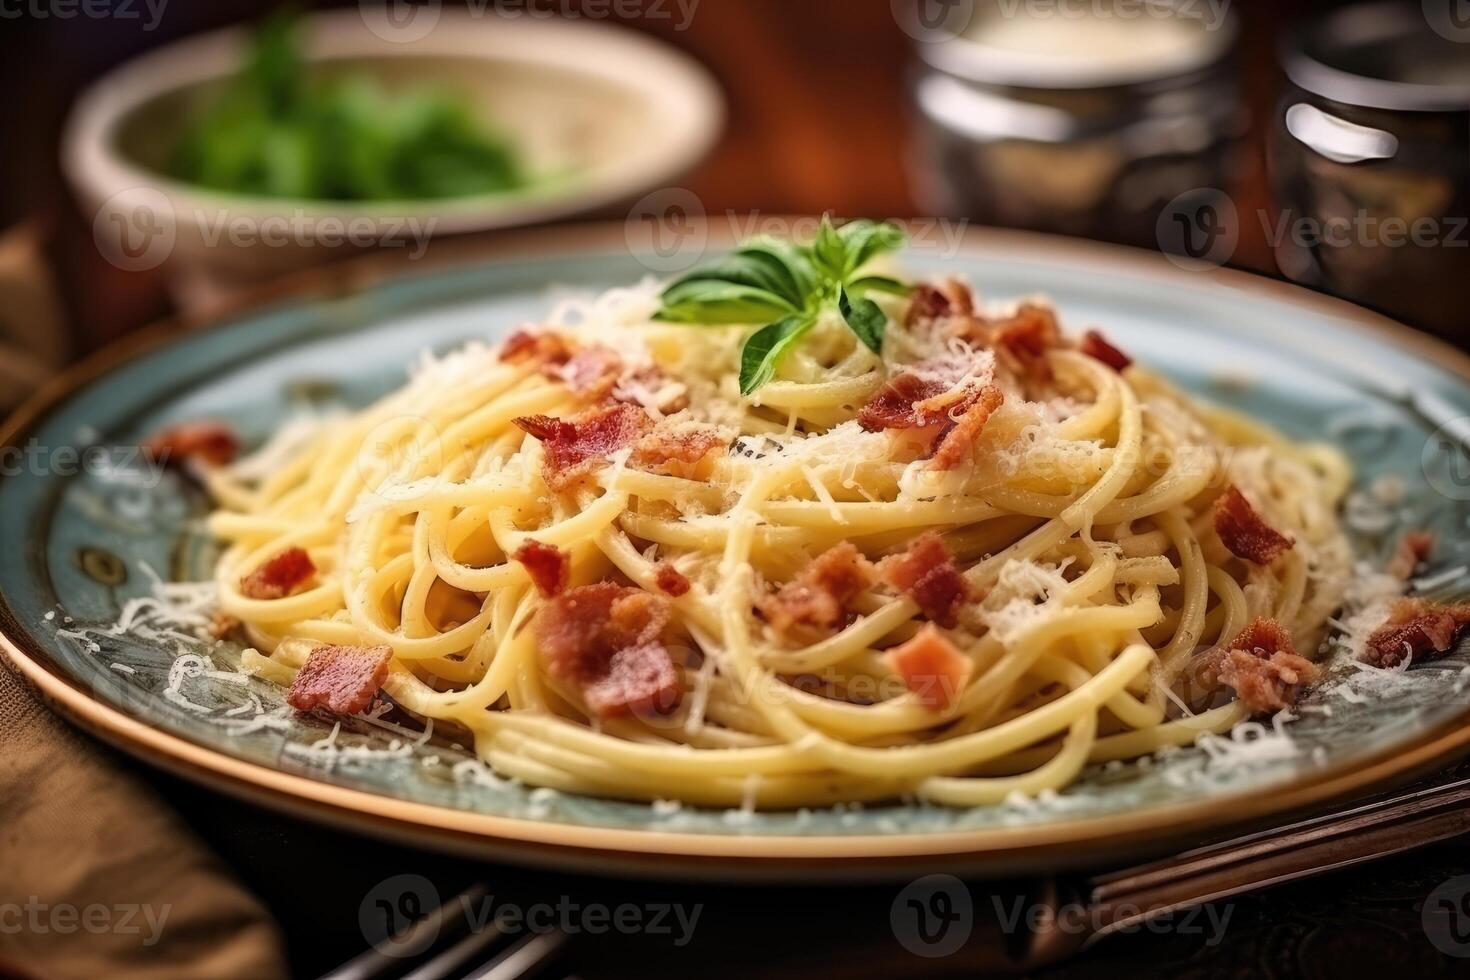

left=0, top=0, right=1390, bottom=356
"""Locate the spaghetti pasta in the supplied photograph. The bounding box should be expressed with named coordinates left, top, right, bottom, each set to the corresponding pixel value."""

left=202, top=240, right=1353, bottom=809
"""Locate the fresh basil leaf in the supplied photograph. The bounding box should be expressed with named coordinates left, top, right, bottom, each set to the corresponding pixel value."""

left=838, top=220, right=906, bottom=272
left=839, top=288, right=886, bottom=354
left=662, top=246, right=811, bottom=310
left=737, top=240, right=818, bottom=306
left=810, top=215, right=849, bottom=281
left=656, top=280, right=796, bottom=324
left=739, top=314, right=815, bottom=395
left=653, top=217, right=911, bottom=392
left=847, top=275, right=911, bottom=298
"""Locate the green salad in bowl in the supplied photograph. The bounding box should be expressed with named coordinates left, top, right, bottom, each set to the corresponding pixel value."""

left=64, top=6, right=723, bottom=280
left=170, top=15, right=528, bottom=202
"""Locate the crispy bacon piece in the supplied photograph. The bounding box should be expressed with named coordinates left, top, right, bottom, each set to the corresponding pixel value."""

left=499, top=328, right=573, bottom=368
left=1217, top=618, right=1318, bottom=714
left=142, top=421, right=241, bottom=468
left=931, top=384, right=1005, bottom=471
left=1363, top=597, right=1470, bottom=669
left=515, top=403, right=652, bottom=491
left=630, top=422, right=728, bottom=479
left=654, top=562, right=691, bottom=597
left=287, top=644, right=393, bottom=715
left=1214, top=486, right=1294, bottom=565
left=858, top=365, right=1004, bottom=469
left=1079, top=330, right=1132, bottom=372
left=1385, top=531, right=1435, bottom=582
left=757, top=542, right=876, bottom=643
left=560, top=347, right=625, bottom=401
left=239, top=547, right=316, bottom=600
left=905, top=278, right=974, bottom=328
left=535, top=583, right=680, bottom=717
left=858, top=372, right=952, bottom=433
left=582, top=643, right=682, bottom=719
left=990, top=303, right=1062, bottom=380
left=879, top=532, right=976, bottom=629
left=514, top=539, right=570, bottom=598
left=502, top=332, right=685, bottom=411
left=888, top=624, right=973, bottom=710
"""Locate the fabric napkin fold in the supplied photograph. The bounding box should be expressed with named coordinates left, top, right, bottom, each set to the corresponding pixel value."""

left=0, top=613, right=289, bottom=979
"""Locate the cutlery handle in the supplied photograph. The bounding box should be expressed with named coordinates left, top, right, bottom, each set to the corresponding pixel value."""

left=1023, top=773, right=1470, bottom=962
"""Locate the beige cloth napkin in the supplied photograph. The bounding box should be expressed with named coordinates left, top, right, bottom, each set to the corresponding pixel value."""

left=0, top=663, right=289, bottom=980
left=0, top=227, right=288, bottom=978
left=0, top=223, right=67, bottom=414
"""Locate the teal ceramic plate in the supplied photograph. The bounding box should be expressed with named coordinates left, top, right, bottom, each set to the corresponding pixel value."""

left=5, top=226, right=1470, bottom=881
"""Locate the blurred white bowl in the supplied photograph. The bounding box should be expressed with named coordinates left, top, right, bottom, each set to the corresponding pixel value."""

left=63, top=8, right=724, bottom=284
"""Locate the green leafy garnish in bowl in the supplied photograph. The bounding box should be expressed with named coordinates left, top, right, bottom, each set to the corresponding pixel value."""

left=655, top=216, right=911, bottom=395
left=169, top=13, right=527, bottom=201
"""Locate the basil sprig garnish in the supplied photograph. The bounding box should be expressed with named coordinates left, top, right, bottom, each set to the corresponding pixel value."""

left=655, top=217, right=909, bottom=395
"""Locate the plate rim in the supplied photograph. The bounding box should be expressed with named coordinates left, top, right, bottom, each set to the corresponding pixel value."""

left=6, top=222, right=1470, bottom=871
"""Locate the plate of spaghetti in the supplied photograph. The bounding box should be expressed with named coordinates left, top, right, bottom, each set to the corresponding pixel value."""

left=4, top=222, right=1470, bottom=878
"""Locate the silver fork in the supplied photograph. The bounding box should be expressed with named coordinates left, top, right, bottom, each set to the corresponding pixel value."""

left=319, top=884, right=570, bottom=980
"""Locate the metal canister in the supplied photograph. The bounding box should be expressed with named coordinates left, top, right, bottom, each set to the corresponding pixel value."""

left=1271, top=1, right=1470, bottom=337
left=910, top=0, right=1243, bottom=251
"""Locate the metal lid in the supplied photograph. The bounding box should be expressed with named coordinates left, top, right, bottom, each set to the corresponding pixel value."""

left=1282, top=1, right=1470, bottom=112
left=916, top=0, right=1237, bottom=90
